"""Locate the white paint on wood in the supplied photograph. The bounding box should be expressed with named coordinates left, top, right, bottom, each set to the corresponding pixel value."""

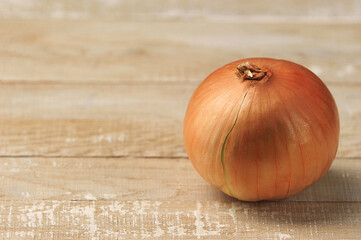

left=69, top=204, right=98, bottom=240
left=14, top=231, right=35, bottom=238
left=228, top=202, right=239, bottom=234
left=275, top=232, right=292, bottom=240
left=192, top=201, right=224, bottom=238
left=83, top=205, right=98, bottom=240
left=21, top=192, right=30, bottom=198
left=167, top=211, right=186, bottom=237
left=108, top=202, right=127, bottom=215
left=1, top=200, right=360, bottom=239
left=84, top=193, right=97, bottom=201
left=153, top=201, right=165, bottom=237
left=102, top=194, right=117, bottom=199
left=7, top=206, right=12, bottom=227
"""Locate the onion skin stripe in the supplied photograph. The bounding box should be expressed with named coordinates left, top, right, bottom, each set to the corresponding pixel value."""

left=221, top=81, right=253, bottom=198
left=272, top=86, right=292, bottom=198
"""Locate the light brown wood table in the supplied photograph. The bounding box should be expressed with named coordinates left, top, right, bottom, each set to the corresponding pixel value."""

left=0, top=14, right=360, bottom=240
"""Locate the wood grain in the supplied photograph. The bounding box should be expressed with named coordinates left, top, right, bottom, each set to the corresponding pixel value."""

left=0, top=200, right=359, bottom=239
left=0, top=157, right=359, bottom=202
left=0, top=20, right=360, bottom=84
left=0, top=7, right=360, bottom=238
left=0, top=119, right=185, bottom=157
left=0, top=0, right=360, bottom=21
left=0, top=83, right=360, bottom=158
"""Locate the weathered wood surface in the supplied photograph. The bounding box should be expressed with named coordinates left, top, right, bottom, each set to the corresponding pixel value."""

left=0, top=200, right=359, bottom=239
left=0, top=6, right=360, bottom=239
left=0, top=157, right=359, bottom=202
left=0, top=20, right=360, bottom=84
left=0, top=83, right=360, bottom=158
left=0, top=0, right=360, bottom=21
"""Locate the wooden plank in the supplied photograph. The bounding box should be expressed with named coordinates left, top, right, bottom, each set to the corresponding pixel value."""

left=0, top=119, right=185, bottom=157
left=0, top=83, right=190, bottom=120
left=0, top=83, right=360, bottom=158
left=0, top=200, right=359, bottom=239
left=0, top=157, right=359, bottom=202
left=0, top=20, right=360, bottom=84
left=0, top=0, right=360, bottom=21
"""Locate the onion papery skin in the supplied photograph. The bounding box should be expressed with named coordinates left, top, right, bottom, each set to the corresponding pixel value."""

left=183, top=58, right=339, bottom=201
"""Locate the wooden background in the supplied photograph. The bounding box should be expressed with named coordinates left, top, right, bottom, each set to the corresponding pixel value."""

left=0, top=0, right=360, bottom=239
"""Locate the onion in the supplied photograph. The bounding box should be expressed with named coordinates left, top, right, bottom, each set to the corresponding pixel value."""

left=183, top=58, right=339, bottom=201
